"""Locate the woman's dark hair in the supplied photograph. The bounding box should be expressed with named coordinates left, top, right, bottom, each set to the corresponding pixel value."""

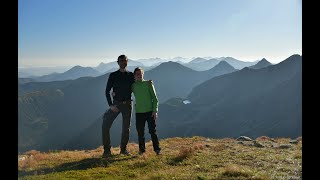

left=134, top=67, right=144, bottom=74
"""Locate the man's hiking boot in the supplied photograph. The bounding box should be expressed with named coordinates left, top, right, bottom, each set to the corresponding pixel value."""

left=102, top=151, right=112, bottom=158
left=155, top=150, right=161, bottom=155
left=120, top=149, right=131, bottom=156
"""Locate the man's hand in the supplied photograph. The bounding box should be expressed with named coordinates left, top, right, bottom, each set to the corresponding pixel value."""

left=151, top=112, right=158, bottom=120
left=110, top=105, right=119, bottom=113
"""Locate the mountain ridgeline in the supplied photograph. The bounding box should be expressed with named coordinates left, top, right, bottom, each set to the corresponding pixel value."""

left=145, top=60, right=237, bottom=102
left=28, top=66, right=102, bottom=82
left=183, top=57, right=257, bottom=71
left=18, top=56, right=300, bottom=152
left=158, top=55, right=301, bottom=139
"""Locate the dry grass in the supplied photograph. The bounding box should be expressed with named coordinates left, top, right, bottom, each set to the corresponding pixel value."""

left=18, top=148, right=105, bottom=171
left=177, top=146, right=194, bottom=159
left=221, top=138, right=236, bottom=143
left=256, top=136, right=273, bottom=141
left=18, top=136, right=302, bottom=179
left=193, top=142, right=205, bottom=150
left=125, top=142, right=139, bottom=154
left=221, top=164, right=253, bottom=177
left=211, top=144, right=227, bottom=151
left=274, top=138, right=290, bottom=144
left=293, top=151, right=302, bottom=159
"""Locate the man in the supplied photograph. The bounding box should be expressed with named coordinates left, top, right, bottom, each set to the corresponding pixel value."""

left=102, top=54, right=134, bottom=157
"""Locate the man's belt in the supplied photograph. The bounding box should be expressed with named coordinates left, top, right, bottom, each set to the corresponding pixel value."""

left=114, top=99, right=132, bottom=105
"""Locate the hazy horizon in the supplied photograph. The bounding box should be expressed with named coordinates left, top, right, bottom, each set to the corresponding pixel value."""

left=19, top=0, right=301, bottom=68
left=17, top=56, right=260, bottom=69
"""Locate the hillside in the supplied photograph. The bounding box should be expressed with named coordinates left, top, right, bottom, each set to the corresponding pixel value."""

left=18, top=136, right=302, bottom=179
left=18, top=75, right=109, bottom=152
left=18, top=89, right=64, bottom=152
left=154, top=55, right=301, bottom=140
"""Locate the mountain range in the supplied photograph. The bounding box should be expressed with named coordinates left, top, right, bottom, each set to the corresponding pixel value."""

left=18, top=59, right=238, bottom=152
left=64, top=55, right=300, bottom=150
left=30, top=66, right=102, bottom=82
left=18, top=56, right=295, bottom=153
left=157, top=54, right=301, bottom=139
left=18, top=56, right=258, bottom=80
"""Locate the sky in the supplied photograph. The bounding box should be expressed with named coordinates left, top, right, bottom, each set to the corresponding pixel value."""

left=18, top=0, right=302, bottom=68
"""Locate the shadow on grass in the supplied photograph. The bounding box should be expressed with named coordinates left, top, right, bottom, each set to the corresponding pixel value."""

left=167, top=154, right=192, bottom=165
left=18, top=154, right=138, bottom=177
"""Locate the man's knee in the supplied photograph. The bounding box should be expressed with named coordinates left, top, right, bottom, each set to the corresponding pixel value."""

left=136, top=129, right=144, bottom=136
left=149, top=129, right=156, bottom=134
left=102, top=118, right=112, bottom=130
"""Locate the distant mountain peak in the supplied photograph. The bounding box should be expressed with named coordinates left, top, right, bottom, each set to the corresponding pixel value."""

left=249, top=58, right=272, bottom=69
left=158, top=61, right=181, bottom=67
left=189, top=57, right=207, bottom=64
left=205, top=60, right=236, bottom=73
left=213, top=60, right=235, bottom=69
left=153, top=61, right=193, bottom=72
left=69, top=65, right=83, bottom=71
left=64, top=66, right=99, bottom=75
left=216, top=60, right=230, bottom=66
left=224, top=57, right=236, bottom=60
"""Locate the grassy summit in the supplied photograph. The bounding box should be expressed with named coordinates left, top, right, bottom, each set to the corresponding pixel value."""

left=18, top=136, right=302, bottom=179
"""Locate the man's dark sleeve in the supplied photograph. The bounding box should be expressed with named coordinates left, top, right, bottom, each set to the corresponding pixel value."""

left=105, top=73, right=113, bottom=106
left=130, top=72, right=135, bottom=85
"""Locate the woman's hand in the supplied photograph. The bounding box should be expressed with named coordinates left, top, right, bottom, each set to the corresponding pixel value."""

left=110, top=105, right=119, bottom=113
left=151, top=112, right=158, bottom=120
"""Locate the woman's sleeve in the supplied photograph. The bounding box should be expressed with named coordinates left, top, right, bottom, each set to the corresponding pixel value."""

left=149, top=83, right=159, bottom=112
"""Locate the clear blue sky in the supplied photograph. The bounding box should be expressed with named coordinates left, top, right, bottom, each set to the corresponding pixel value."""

left=18, top=0, right=302, bottom=67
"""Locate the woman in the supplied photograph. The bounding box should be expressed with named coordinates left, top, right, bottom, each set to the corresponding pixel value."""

left=132, top=67, right=161, bottom=155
